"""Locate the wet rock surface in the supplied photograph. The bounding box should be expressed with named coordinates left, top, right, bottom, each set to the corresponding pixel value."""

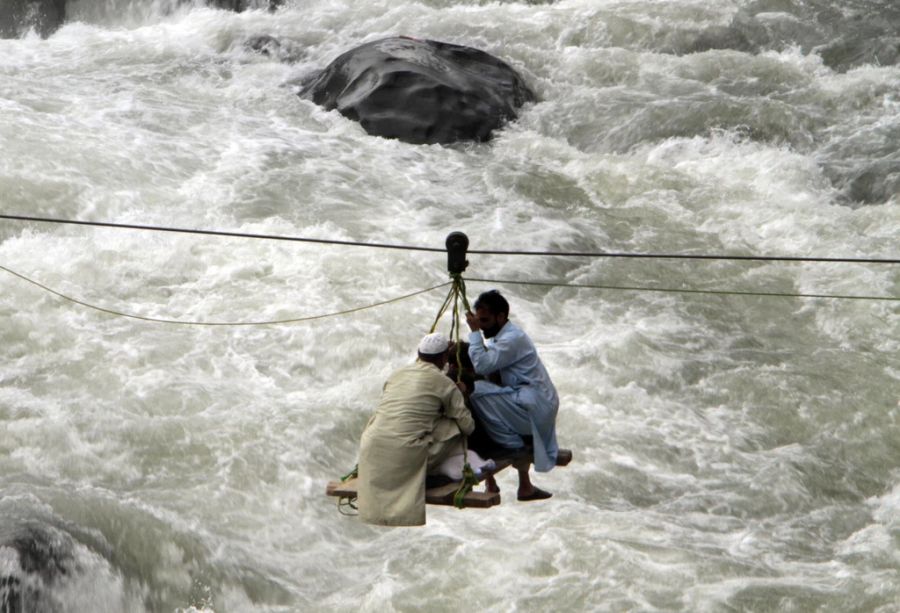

left=0, top=0, right=282, bottom=39
left=299, top=36, right=535, bottom=145
left=0, top=524, right=74, bottom=613
left=0, top=0, right=65, bottom=38
left=670, top=0, right=900, bottom=73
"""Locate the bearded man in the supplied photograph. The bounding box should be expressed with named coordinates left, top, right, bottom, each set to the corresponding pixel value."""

left=466, top=290, right=559, bottom=501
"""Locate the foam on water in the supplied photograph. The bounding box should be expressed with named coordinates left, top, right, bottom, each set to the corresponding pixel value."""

left=1, top=0, right=898, bottom=611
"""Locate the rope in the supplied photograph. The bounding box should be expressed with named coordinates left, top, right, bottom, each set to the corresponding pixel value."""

left=452, top=437, right=480, bottom=509
left=337, top=465, right=359, bottom=515
left=0, top=263, right=451, bottom=325
left=466, top=277, right=900, bottom=302
left=337, top=496, right=358, bottom=516
left=340, top=465, right=358, bottom=482
left=428, top=272, right=480, bottom=508
left=429, top=283, right=457, bottom=334
left=3, top=214, right=898, bottom=265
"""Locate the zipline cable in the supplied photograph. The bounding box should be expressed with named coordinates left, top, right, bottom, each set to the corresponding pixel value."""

left=1, top=263, right=895, bottom=330
left=2, top=214, right=898, bottom=265
left=0, top=214, right=445, bottom=253
left=466, top=277, right=899, bottom=302
left=0, top=264, right=451, bottom=326
left=2, top=263, right=894, bottom=330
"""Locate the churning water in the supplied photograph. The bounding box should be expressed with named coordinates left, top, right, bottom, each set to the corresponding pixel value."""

left=1, top=0, right=898, bottom=611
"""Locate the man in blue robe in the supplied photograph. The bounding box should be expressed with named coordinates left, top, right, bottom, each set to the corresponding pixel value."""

left=465, top=290, right=559, bottom=501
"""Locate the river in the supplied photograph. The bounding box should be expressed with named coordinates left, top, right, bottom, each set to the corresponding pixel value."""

left=0, top=0, right=898, bottom=611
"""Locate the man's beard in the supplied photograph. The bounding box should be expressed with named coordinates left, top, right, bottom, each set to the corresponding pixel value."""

left=482, top=323, right=502, bottom=338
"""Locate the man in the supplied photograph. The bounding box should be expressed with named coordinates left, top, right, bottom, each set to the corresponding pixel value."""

left=466, top=290, right=559, bottom=501
left=357, top=332, right=474, bottom=526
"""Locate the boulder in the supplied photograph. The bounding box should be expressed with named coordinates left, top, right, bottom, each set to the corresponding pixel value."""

left=0, top=0, right=282, bottom=38
left=210, top=0, right=283, bottom=11
left=0, top=0, right=66, bottom=38
left=1, top=524, right=74, bottom=613
left=245, top=34, right=282, bottom=56
left=243, top=33, right=304, bottom=63
left=299, top=36, right=535, bottom=145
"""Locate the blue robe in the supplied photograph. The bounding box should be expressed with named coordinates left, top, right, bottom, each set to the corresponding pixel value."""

left=468, top=320, right=559, bottom=471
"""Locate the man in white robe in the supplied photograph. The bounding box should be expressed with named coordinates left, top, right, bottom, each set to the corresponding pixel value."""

left=357, top=333, right=474, bottom=526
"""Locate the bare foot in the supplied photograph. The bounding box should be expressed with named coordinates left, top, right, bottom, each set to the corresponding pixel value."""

left=485, top=474, right=500, bottom=493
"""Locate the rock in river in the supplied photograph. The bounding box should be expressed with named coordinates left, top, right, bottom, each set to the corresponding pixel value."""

left=0, top=0, right=65, bottom=38
left=300, top=36, right=535, bottom=145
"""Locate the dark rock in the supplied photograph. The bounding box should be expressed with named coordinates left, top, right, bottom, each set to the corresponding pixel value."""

left=244, top=34, right=303, bottom=63
left=209, top=0, right=283, bottom=11
left=668, top=0, right=900, bottom=72
left=682, top=24, right=756, bottom=55
left=827, top=162, right=900, bottom=206
left=0, top=524, right=74, bottom=613
left=299, top=36, right=535, bottom=145
left=0, top=0, right=66, bottom=39
left=245, top=34, right=282, bottom=56
left=818, top=36, right=900, bottom=72
left=0, top=0, right=284, bottom=38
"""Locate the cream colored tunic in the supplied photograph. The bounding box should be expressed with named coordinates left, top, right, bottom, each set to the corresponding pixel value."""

left=358, top=360, right=474, bottom=526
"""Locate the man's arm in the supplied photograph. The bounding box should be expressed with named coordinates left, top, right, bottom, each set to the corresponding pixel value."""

left=467, top=328, right=523, bottom=375
left=444, top=385, right=475, bottom=435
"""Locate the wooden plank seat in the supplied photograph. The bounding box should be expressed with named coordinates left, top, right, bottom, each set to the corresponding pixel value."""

left=326, top=448, right=573, bottom=509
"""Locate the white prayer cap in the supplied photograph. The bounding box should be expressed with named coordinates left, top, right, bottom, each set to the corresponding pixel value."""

left=418, top=332, right=449, bottom=355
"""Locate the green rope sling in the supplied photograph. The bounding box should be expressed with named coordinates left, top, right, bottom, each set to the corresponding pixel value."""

left=429, top=272, right=480, bottom=509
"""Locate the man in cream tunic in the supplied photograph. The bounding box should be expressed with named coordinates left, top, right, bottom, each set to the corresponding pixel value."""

left=358, top=333, right=474, bottom=526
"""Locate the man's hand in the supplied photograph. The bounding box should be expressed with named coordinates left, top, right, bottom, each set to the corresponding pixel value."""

left=455, top=380, right=468, bottom=395
left=465, top=310, right=480, bottom=332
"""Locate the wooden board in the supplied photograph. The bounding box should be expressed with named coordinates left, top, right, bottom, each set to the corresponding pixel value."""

left=325, top=448, right=573, bottom=509
left=326, top=477, right=501, bottom=508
